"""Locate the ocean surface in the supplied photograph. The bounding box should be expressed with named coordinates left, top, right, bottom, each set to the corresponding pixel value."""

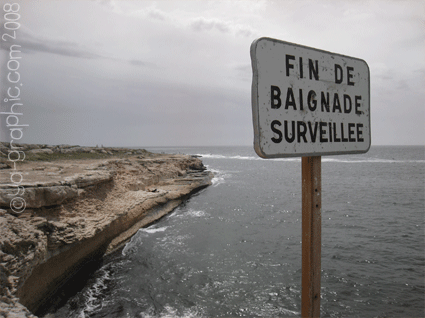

left=51, top=146, right=424, bottom=318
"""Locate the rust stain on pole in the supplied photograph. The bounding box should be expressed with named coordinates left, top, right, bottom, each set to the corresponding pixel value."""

left=302, top=156, right=322, bottom=318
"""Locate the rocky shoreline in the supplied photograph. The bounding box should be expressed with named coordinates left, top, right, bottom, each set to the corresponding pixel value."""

left=0, top=143, right=213, bottom=317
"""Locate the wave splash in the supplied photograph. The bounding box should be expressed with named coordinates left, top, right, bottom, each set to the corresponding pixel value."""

left=198, top=153, right=424, bottom=164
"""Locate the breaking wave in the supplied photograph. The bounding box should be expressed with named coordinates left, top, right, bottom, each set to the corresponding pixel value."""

left=198, top=153, right=423, bottom=164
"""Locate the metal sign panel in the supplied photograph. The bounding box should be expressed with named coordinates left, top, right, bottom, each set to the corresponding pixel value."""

left=251, top=37, right=371, bottom=158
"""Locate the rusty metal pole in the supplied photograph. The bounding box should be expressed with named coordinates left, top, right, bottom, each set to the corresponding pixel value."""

left=301, top=156, right=322, bottom=318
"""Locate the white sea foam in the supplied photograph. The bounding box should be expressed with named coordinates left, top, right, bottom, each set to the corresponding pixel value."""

left=207, top=167, right=230, bottom=187
left=142, top=226, right=169, bottom=234
left=122, top=234, right=142, bottom=256
left=207, top=167, right=223, bottom=185
left=198, top=153, right=300, bottom=162
left=172, top=209, right=209, bottom=219
left=79, top=267, right=111, bottom=317
left=141, top=304, right=204, bottom=318
left=122, top=226, right=168, bottom=256
left=184, top=209, right=208, bottom=218
left=198, top=153, right=261, bottom=160
left=212, top=175, right=225, bottom=187
left=322, top=158, right=425, bottom=164
left=199, top=153, right=423, bottom=164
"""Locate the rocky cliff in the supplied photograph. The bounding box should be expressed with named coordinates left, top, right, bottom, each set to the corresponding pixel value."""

left=0, top=143, right=212, bottom=317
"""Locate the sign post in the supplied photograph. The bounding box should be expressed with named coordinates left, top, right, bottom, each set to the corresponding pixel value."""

left=250, top=37, right=370, bottom=317
left=301, top=156, right=321, bottom=317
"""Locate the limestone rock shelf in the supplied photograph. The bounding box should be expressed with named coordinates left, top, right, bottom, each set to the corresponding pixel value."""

left=0, top=145, right=212, bottom=317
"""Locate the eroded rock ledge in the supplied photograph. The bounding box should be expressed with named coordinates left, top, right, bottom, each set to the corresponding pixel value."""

left=0, top=145, right=212, bottom=317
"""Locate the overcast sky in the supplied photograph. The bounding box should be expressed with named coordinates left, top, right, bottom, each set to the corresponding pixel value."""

left=0, top=0, right=424, bottom=147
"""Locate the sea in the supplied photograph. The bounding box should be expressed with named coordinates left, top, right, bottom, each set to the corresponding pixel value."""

left=49, top=146, right=424, bottom=318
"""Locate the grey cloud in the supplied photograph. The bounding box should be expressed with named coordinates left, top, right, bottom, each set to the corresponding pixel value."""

left=234, top=64, right=252, bottom=81
left=413, top=68, right=425, bottom=76
left=235, top=25, right=257, bottom=37
left=189, top=17, right=256, bottom=38
left=22, top=39, right=102, bottom=59
left=396, top=80, right=409, bottom=90
left=376, top=73, right=393, bottom=81
left=128, top=59, right=157, bottom=68
left=190, top=18, right=230, bottom=33
left=236, top=28, right=254, bottom=37
left=129, top=59, right=148, bottom=66
left=5, top=28, right=103, bottom=59
left=397, top=33, right=425, bottom=48
left=96, top=0, right=120, bottom=12
left=1, top=28, right=154, bottom=68
left=235, top=64, right=251, bottom=73
left=146, top=8, right=167, bottom=21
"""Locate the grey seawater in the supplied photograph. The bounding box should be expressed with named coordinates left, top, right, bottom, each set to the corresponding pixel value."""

left=52, top=146, right=424, bottom=318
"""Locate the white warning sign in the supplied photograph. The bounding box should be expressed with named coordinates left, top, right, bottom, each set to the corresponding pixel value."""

left=251, top=37, right=371, bottom=158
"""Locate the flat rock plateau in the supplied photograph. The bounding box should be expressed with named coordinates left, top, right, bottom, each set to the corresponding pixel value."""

left=0, top=143, right=213, bottom=317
